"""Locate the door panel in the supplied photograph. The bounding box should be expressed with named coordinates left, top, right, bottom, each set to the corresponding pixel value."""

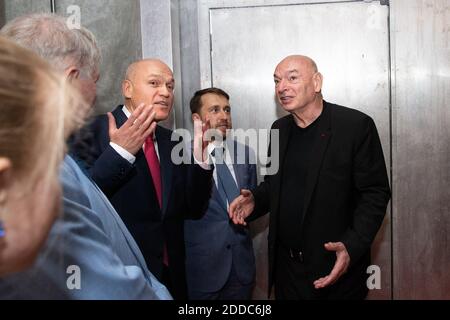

left=205, top=0, right=391, bottom=299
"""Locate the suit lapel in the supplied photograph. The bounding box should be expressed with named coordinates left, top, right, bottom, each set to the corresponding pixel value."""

left=155, top=126, right=173, bottom=216
left=301, top=102, right=332, bottom=223
left=231, top=139, right=244, bottom=189
left=112, top=105, right=128, bottom=128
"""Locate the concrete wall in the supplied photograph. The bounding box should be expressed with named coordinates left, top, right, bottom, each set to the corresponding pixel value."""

left=3, top=0, right=142, bottom=115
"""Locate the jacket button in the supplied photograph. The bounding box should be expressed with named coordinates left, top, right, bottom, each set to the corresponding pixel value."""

left=226, top=245, right=231, bottom=250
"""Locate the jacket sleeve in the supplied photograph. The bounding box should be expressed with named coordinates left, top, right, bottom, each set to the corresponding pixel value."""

left=90, top=144, right=135, bottom=197
left=340, top=116, right=391, bottom=266
left=0, top=163, right=172, bottom=300
left=247, top=126, right=276, bottom=222
left=248, top=146, right=258, bottom=190
left=55, top=196, right=172, bottom=299
left=183, top=144, right=214, bottom=219
left=72, top=115, right=135, bottom=197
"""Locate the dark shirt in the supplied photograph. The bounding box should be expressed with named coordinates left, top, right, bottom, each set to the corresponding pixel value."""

left=278, top=112, right=323, bottom=248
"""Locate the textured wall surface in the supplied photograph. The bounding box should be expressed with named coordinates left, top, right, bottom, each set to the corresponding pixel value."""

left=179, top=0, right=200, bottom=131
left=0, top=0, right=5, bottom=28
left=55, top=0, right=142, bottom=115
left=4, top=0, right=50, bottom=21
left=3, top=0, right=142, bottom=115
left=391, top=0, right=450, bottom=299
left=139, top=0, right=179, bottom=129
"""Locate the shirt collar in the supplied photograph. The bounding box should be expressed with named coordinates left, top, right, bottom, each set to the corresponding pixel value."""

left=122, top=105, right=131, bottom=118
left=207, top=140, right=226, bottom=156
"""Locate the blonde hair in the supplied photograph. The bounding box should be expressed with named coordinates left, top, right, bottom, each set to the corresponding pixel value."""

left=0, top=35, right=88, bottom=191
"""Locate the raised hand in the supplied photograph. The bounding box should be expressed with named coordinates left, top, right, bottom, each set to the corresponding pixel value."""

left=193, top=118, right=211, bottom=165
left=108, top=103, right=157, bottom=155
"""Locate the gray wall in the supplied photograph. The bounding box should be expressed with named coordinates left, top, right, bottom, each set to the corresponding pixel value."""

left=55, top=0, right=142, bottom=115
left=0, top=0, right=5, bottom=28
left=139, top=0, right=180, bottom=129
left=4, top=0, right=50, bottom=20
left=179, top=0, right=200, bottom=131
left=2, top=0, right=142, bottom=115
left=391, top=0, right=450, bottom=299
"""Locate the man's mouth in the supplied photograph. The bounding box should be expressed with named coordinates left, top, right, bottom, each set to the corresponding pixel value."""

left=154, top=101, right=169, bottom=107
left=280, top=96, right=294, bottom=104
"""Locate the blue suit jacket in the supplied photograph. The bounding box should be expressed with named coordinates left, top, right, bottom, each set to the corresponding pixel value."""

left=184, top=140, right=257, bottom=294
left=0, top=156, right=172, bottom=300
left=73, top=106, right=213, bottom=299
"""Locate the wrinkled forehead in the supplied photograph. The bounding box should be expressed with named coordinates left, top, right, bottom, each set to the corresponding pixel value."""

left=274, top=58, right=313, bottom=77
left=201, top=92, right=230, bottom=106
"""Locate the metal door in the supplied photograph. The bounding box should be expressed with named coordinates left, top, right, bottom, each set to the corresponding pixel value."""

left=199, top=0, right=391, bottom=299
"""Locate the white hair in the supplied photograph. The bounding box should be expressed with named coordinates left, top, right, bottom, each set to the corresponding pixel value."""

left=0, top=13, right=100, bottom=78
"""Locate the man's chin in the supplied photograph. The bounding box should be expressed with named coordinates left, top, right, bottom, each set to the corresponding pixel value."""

left=154, top=111, right=170, bottom=122
left=280, top=103, right=296, bottom=112
left=219, top=129, right=228, bottom=138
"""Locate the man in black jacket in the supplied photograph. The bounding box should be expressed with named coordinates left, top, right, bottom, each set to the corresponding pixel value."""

left=74, top=59, right=213, bottom=300
left=229, top=55, right=391, bottom=299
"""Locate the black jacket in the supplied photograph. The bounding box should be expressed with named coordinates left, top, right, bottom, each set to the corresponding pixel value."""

left=251, top=101, right=391, bottom=298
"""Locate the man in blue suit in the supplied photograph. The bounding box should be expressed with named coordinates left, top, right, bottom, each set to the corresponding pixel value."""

left=0, top=13, right=171, bottom=299
left=185, top=88, right=257, bottom=300
left=73, top=59, right=214, bottom=300
left=0, top=156, right=171, bottom=299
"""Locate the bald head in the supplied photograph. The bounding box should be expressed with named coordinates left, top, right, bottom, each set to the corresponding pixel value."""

left=276, top=55, right=318, bottom=75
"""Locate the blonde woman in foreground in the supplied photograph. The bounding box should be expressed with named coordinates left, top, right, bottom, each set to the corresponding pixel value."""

left=0, top=35, right=86, bottom=276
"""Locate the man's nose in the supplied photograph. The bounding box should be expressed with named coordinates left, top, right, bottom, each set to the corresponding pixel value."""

left=219, top=110, right=228, bottom=119
left=277, top=79, right=287, bottom=94
left=159, top=85, right=171, bottom=97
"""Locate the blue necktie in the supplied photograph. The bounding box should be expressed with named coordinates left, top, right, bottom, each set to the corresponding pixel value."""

left=213, top=147, right=240, bottom=204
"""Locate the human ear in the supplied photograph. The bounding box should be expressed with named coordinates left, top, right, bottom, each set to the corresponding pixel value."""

left=313, top=72, right=323, bottom=93
left=122, top=80, right=133, bottom=99
left=192, top=113, right=202, bottom=122
left=64, top=66, right=80, bottom=81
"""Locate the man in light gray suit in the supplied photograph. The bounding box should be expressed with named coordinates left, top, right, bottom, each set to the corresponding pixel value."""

left=0, top=13, right=171, bottom=299
left=185, top=88, right=256, bottom=300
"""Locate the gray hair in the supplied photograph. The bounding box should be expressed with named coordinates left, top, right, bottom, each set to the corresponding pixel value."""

left=0, top=13, right=100, bottom=78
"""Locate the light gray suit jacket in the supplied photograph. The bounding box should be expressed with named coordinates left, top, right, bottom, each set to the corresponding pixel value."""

left=0, top=155, right=172, bottom=299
